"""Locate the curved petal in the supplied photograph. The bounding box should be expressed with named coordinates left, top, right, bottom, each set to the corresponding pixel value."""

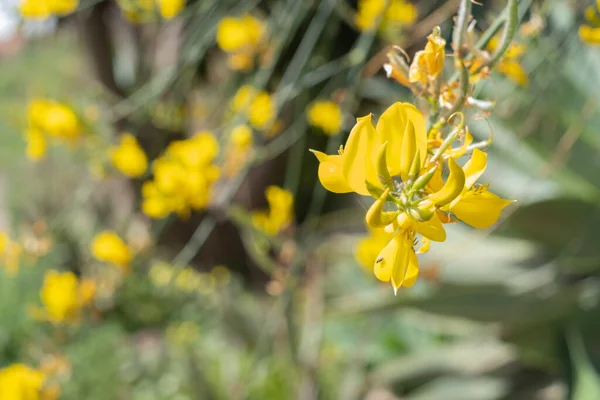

left=403, top=103, right=428, bottom=169
left=390, top=233, right=411, bottom=293
left=463, top=148, right=488, bottom=190
left=373, top=236, right=397, bottom=283
left=319, top=158, right=352, bottom=193
left=416, top=213, right=446, bottom=242
left=400, top=121, right=416, bottom=181
left=452, top=189, right=514, bottom=229
left=375, top=103, right=406, bottom=176
left=429, top=157, right=466, bottom=207
left=401, top=250, right=419, bottom=288
left=343, top=115, right=378, bottom=195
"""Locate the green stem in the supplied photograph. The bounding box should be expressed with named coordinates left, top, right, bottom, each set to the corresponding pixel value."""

left=452, top=0, right=472, bottom=57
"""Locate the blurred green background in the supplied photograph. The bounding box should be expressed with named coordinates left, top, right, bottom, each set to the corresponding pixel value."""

left=2, top=0, right=600, bottom=399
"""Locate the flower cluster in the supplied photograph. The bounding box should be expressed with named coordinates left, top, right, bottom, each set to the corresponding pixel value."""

left=0, top=363, right=58, bottom=400
left=217, top=15, right=267, bottom=71
left=33, top=270, right=96, bottom=325
left=142, top=132, right=220, bottom=219
left=116, top=0, right=185, bottom=23
left=252, top=186, right=294, bottom=235
left=580, top=1, right=600, bottom=45
left=24, top=99, right=81, bottom=161
left=230, top=85, right=276, bottom=131
left=356, top=0, right=417, bottom=32
left=110, top=133, right=148, bottom=178
left=307, top=100, right=343, bottom=136
left=476, top=36, right=528, bottom=86
left=0, top=232, right=23, bottom=277
left=312, top=102, right=513, bottom=293
left=19, top=0, right=78, bottom=19
left=91, top=231, right=133, bottom=271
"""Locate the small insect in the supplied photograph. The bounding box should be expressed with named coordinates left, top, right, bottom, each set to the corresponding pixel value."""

left=375, top=256, right=383, bottom=263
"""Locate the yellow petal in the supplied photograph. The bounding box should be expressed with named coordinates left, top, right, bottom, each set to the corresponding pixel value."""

left=373, top=236, right=398, bottom=283
left=366, top=189, right=390, bottom=228
left=310, top=151, right=352, bottom=193
left=416, top=237, right=430, bottom=254
left=498, top=60, right=529, bottom=86
left=452, top=189, right=514, bottom=229
left=401, top=250, right=419, bottom=288
left=400, top=120, right=416, bottom=181
left=415, top=213, right=446, bottom=242
left=429, top=157, right=466, bottom=207
left=375, top=102, right=427, bottom=176
left=463, top=148, right=487, bottom=190
left=390, top=233, right=411, bottom=291
left=342, top=115, right=378, bottom=195
left=579, top=25, right=600, bottom=45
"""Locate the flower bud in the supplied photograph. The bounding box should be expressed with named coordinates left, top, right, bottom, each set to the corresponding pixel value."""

left=429, top=157, right=465, bottom=207
left=365, top=189, right=390, bottom=228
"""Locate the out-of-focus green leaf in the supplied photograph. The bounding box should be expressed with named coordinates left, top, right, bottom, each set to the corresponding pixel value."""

left=568, top=328, right=600, bottom=400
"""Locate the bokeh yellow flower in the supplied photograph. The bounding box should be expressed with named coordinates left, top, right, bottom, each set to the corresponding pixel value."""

left=580, top=2, right=600, bottom=44
left=142, top=132, right=220, bottom=219
left=217, top=15, right=266, bottom=71
left=230, top=86, right=276, bottom=131
left=0, top=363, right=54, bottom=400
left=356, top=0, right=417, bottom=32
left=224, top=125, right=254, bottom=177
left=0, top=232, right=23, bottom=277
left=116, top=0, right=184, bottom=22
left=252, top=186, right=294, bottom=235
left=91, top=231, right=132, bottom=269
left=38, top=270, right=95, bottom=324
left=24, top=99, right=81, bottom=161
left=110, top=133, right=148, bottom=178
left=156, top=0, right=184, bottom=19
left=19, top=0, right=78, bottom=18
left=307, top=100, right=343, bottom=136
left=482, top=36, right=529, bottom=86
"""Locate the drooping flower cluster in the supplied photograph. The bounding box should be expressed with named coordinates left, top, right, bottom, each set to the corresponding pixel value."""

left=110, top=133, right=148, bottom=178
left=19, top=0, right=78, bottom=19
left=252, top=186, right=294, bottom=235
left=355, top=0, right=417, bottom=32
left=580, top=1, right=600, bottom=45
left=230, top=85, right=276, bottom=131
left=142, top=132, right=220, bottom=219
left=312, top=102, right=513, bottom=293
left=24, top=99, right=81, bottom=161
left=217, top=15, right=267, bottom=71
left=307, top=100, right=343, bottom=136
left=116, top=0, right=185, bottom=23
left=33, top=270, right=96, bottom=325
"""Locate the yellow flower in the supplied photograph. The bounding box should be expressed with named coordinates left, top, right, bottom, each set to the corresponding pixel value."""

left=0, top=232, right=23, bottom=277
left=149, top=262, right=174, bottom=287
left=230, top=86, right=276, bottom=130
left=307, top=100, right=343, bottom=135
left=484, top=36, right=528, bottom=86
left=217, top=15, right=266, bottom=71
left=224, top=125, right=254, bottom=177
left=0, top=364, right=50, bottom=400
left=91, top=231, right=132, bottom=268
left=355, top=227, right=393, bottom=271
left=39, top=270, right=93, bottom=324
left=19, top=0, right=78, bottom=18
left=25, top=128, right=47, bottom=161
left=580, top=3, right=600, bottom=45
left=356, top=0, right=417, bottom=32
left=311, top=102, right=427, bottom=195
left=175, top=268, right=202, bottom=292
left=252, top=186, right=294, bottom=235
left=142, top=132, right=220, bottom=219
left=156, top=0, right=184, bottom=19
left=409, top=28, right=446, bottom=84
left=110, top=133, right=148, bottom=178
left=311, top=101, right=513, bottom=293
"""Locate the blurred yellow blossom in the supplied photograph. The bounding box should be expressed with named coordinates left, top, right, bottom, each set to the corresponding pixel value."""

left=19, top=0, right=78, bottom=18
left=117, top=0, right=184, bottom=22
left=479, top=36, right=529, bottom=86
left=356, top=0, right=417, bottom=32
left=174, top=268, right=202, bottom=292
left=110, top=133, right=148, bottom=178
left=149, top=262, right=174, bottom=287
left=37, top=270, right=95, bottom=324
left=0, top=232, right=23, bottom=277
left=580, top=2, right=600, bottom=44
left=231, top=85, right=276, bottom=130
left=24, top=99, right=81, bottom=161
left=142, top=132, right=220, bottom=219
left=217, top=15, right=266, bottom=71
left=211, top=265, right=231, bottom=287
left=0, top=363, right=57, bottom=400
left=224, top=125, right=254, bottom=177
left=252, top=186, right=294, bottom=235
left=311, top=102, right=513, bottom=293
left=91, top=231, right=132, bottom=270
left=307, top=100, right=343, bottom=136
